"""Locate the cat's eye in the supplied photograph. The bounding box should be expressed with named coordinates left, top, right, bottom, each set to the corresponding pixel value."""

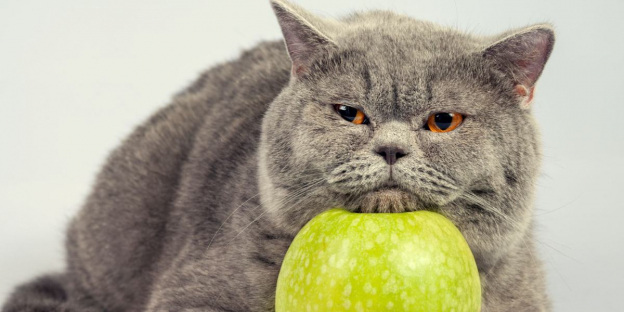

left=333, top=104, right=369, bottom=125
left=425, top=112, right=464, bottom=133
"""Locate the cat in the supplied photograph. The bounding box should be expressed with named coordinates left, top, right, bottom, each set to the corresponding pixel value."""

left=2, top=0, right=555, bottom=311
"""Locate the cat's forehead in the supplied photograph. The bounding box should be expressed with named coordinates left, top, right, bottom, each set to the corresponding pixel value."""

left=337, top=11, right=484, bottom=61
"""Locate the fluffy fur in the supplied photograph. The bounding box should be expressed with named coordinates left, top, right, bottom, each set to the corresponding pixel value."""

left=3, top=0, right=554, bottom=311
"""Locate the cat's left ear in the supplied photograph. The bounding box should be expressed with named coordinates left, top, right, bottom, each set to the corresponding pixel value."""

left=271, top=0, right=338, bottom=78
left=484, top=25, right=555, bottom=109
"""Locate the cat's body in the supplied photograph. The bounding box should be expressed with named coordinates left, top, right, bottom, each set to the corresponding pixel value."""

left=3, top=1, right=554, bottom=311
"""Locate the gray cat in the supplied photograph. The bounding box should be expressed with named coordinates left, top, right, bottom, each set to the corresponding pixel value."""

left=2, top=0, right=555, bottom=311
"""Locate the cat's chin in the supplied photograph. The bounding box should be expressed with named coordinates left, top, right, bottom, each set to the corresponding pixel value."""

left=352, top=187, right=420, bottom=213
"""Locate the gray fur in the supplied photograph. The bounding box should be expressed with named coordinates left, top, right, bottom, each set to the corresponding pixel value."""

left=2, top=0, right=554, bottom=311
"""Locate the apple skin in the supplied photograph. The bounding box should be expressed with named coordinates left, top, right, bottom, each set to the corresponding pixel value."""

left=275, top=208, right=481, bottom=312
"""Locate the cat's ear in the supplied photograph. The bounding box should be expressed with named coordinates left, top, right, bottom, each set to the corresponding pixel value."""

left=484, top=25, right=555, bottom=109
left=271, top=0, right=338, bottom=77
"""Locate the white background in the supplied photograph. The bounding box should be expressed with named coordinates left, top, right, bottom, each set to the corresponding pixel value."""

left=1, top=0, right=622, bottom=310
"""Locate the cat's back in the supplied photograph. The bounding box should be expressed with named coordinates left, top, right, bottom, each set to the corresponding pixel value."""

left=63, top=40, right=290, bottom=311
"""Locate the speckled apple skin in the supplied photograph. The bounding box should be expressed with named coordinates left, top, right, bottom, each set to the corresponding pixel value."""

left=275, top=209, right=481, bottom=312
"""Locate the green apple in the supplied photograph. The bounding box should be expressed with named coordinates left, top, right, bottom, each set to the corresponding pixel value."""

left=275, top=208, right=481, bottom=312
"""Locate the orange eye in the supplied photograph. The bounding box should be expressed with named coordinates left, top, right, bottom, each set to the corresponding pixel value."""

left=333, top=104, right=369, bottom=125
left=426, top=112, right=464, bottom=133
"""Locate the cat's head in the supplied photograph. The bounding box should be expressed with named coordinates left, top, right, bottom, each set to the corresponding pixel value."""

left=258, top=0, right=554, bottom=268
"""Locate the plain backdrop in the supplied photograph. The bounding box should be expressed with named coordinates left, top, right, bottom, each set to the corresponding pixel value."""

left=1, top=0, right=622, bottom=310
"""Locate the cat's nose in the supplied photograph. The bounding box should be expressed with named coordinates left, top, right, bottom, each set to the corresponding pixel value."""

left=374, top=145, right=408, bottom=165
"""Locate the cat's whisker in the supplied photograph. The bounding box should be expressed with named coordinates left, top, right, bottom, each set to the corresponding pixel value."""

left=418, top=163, right=458, bottom=186
left=538, top=244, right=573, bottom=291
left=205, top=192, right=262, bottom=251
left=219, top=189, right=321, bottom=308
left=269, top=186, right=327, bottom=234
left=252, top=177, right=326, bottom=216
left=535, top=196, right=580, bottom=216
left=206, top=172, right=324, bottom=251
left=228, top=179, right=325, bottom=243
left=461, top=191, right=523, bottom=230
left=521, top=236, right=539, bottom=270
left=535, top=238, right=582, bottom=264
left=463, top=191, right=541, bottom=281
left=263, top=177, right=326, bottom=211
left=231, top=177, right=323, bottom=223
left=205, top=161, right=293, bottom=251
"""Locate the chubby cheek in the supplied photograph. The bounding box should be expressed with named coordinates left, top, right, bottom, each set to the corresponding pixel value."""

left=417, top=121, right=496, bottom=185
left=292, top=104, right=372, bottom=170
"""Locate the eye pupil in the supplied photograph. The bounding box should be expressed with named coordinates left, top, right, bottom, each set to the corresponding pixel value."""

left=434, top=113, right=454, bottom=130
left=334, top=104, right=369, bottom=125
left=338, top=105, right=358, bottom=122
left=426, top=112, right=464, bottom=133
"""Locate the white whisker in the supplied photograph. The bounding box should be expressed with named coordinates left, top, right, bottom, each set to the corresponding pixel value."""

left=461, top=191, right=523, bottom=230
left=206, top=174, right=324, bottom=251
left=227, top=178, right=326, bottom=243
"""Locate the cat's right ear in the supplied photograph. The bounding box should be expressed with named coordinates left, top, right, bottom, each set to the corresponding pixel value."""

left=483, top=25, right=555, bottom=109
left=270, top=0, right=338, bottom=78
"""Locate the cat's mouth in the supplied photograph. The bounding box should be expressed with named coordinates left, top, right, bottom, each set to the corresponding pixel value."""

left=372, top=185, right=401, bottom=193
left=351, top=184, right=420, bottom=213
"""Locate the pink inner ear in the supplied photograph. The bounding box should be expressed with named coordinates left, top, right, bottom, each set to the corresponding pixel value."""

left=485, top=27, right=554, bottom=88
left=518, top=32, right=552, bottom=86
left=293, top=64, right=307, bottom=76
left=515, top=85, right=528, bottom=97
left=515, top=85, right=536, bottom=109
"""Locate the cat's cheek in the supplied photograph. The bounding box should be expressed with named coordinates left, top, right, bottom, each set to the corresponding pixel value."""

left=415, top=132, right=469, bottom=167
left=418, top=121, right=494, bottom=179
left=294, top=105, right=372, bottom=169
